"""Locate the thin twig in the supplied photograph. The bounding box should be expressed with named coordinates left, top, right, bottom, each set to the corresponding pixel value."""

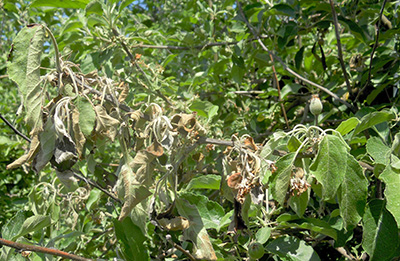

left=0, top=237, right=92, bottom=261
left=131, top=35, right=271, bottom=50
left=329, top=0, right=352, bottom=95
left=0, top=113, right=31, bottom=142
left=72, top=170, right=122, bottom=204
left=355, top=0, right=388, bottom=102
left=0, top=115, right=121, bottom=203
left=166, top=235, right=196, bottom=261
left=236, top=1, right=356, bottom=113
left=111, top=28, right=173, bottom=106
left=269, top=53, right=290, bottom=129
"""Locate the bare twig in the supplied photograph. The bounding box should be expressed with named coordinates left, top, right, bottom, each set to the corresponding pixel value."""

left=166, top=235, right=196, bottom=261
left=0, top=237, right=92, bottom=261
left=72, top=170, right=122, bottom=204
left=236, top=1, right=356, bottom=113
left=329, top=0, right=352, bottom=95
left=269, top=53, right=290, bottom=129
left=355, top=0, right=389, bottom=102
left=131, top=35, right=271, bottom=50
left=111, top=28, right=173, bottom=106
left=0, top=113, right=31, bottom=142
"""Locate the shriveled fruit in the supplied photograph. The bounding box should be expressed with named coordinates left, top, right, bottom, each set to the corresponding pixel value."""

left=248, top=242, right=265, bottom=260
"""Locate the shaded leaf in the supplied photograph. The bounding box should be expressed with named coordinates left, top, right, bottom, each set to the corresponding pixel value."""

left=271, top=152, right=296, bottom=206
left=33, top=119, right=56, bottom=172
left=362, top=199, right=399, bottom=261
left=176, top=198, right=217, bottom=260
left=337, top=153, right=368, bottom=229
left=114, top=218, right=149, bottom=261
left=266, top=236, right=320, bottom=261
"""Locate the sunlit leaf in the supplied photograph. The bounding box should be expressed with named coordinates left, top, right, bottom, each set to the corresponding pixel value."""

left=310, top=135, right=347, bottom=200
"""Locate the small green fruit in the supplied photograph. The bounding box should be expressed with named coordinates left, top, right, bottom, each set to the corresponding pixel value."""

left=248, top=242, right=265, bottom=260
left=309, top=94, right=323, bottom=116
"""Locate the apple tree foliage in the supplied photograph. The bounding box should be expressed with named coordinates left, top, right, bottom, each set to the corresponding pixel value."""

left=1, top=0, right=400, bottom=260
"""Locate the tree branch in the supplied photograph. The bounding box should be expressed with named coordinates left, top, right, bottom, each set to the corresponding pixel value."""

left=329, top=0, right=352, bottom=95
left=0, top=237, right=92, bottom=261
left=236, top=1, right=356, bottom=113
left=355, top=0, right=388, bottom=102
left=0, top=113, right=31, bottom=142
left=131, top=35, right=271, bottom=50
left=111, top=28, right=173, bottom=106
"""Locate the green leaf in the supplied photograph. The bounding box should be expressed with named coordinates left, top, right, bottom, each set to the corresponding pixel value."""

left=287, top=135, right=301, bottom=152
left=86, top=188, right=102, bottom=211
left=231, top=64, right=244, bottom=84
left=337, top=153, right=368, bottom=229
left=366, top=136, right=391, bottom=165
left=30, top=0, right=91, bottom=8
left=7, top=25, right=45, bottom=132
left=21, top=215, right=51, bottom=236
left=266, top=236, right=321, bottom=261
left=362, top=199, right=399, bottom=261
left=114, top=218, right=149, bottom=261
left=190, top=100, right=218, bottom=119
left=310, top=135, right=347, bottom=200
left=271, top=152, right=296, bottom=206
left=289, top=190, right=309, bottom=217
left=162, top=54, right=178, bottom=68
left=186, top=175, right=221, bottom=190
left=353, top=111, right=395, bottom=136
left=180, top=192, right=225, bottom=230
left=295, top=46, right=305, bottom=70
left=335, top=117, right=360, bottom=136
left=75, top=97, right=96, bottom=137
left=272, top=4, right=295, bottom=17
left=379, top=166, right=400, bottom=225
left=176, top=198, right=217, bottom=260
left=1, top=211, right=25, bottom=241
left=256, top=226, right=271, bottom=244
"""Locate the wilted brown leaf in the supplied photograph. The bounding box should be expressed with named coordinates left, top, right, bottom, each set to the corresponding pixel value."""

left=94, top=105, right=120, bottom=141
left=158, top=216, right=190, bottom=231
left=7, top=135, right=40, bottom=169
left=146, top=140, right=164, bottom=157
left=72, top=108, right=85, bottom=157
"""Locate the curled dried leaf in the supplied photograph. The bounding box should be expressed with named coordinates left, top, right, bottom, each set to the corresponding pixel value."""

left=158, top=216, right=190, bottom=231
left=227, top=172, right=242, bottom=189
left=7, top=135, right=40, bottom=170
left=94, top=105, right=120, bottom=141
left=243, top=136, right=258, bottom=151
left=146, top=140, right=164, bottom=157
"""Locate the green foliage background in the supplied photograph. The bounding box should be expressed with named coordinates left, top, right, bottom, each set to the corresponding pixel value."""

left=0, top=0, right=400, bottom=260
